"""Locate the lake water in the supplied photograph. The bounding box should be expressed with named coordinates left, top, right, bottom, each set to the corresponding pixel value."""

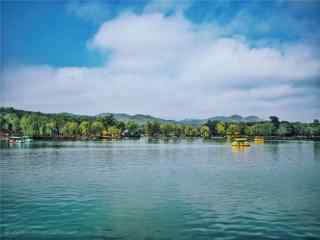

left=1, top=139, right=320, bottom=240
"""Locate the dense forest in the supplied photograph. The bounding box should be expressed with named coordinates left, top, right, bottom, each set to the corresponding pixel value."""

left=0, top=107, right=319, bottom=140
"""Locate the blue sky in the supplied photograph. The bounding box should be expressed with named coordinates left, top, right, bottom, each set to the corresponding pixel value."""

left=1, top=0, right=320, bottom=121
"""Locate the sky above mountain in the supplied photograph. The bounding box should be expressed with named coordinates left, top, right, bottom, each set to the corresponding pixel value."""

left=1, top=0, right=320, bottom=122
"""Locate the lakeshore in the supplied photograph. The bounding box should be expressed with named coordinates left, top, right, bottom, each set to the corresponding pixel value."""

left=1, top=107, right=320, bottom=144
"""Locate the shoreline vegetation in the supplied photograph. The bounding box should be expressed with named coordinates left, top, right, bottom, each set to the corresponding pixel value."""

left=1, top=107, right=319, bottom=141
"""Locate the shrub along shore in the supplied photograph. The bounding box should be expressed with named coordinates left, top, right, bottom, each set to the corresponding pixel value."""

left=1, top=107, right=319, bottom=141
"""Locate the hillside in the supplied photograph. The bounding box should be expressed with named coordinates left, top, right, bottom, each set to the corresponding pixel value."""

left=97, top=113, right=175, bottom=125
left=178, top=115, right=263, bottom=126
left=1, top=107, right=264, bottom=126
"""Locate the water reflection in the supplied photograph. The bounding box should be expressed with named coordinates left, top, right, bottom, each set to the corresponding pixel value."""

left=267, top=141, right=280, bottom=162
left=231, top=146, right=250, bottom=153
left=146, top=138, right=161, bottom=144
left=313, top=142, right=320, bottom=161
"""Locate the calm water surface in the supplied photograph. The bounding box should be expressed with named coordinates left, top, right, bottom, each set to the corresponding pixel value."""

left=1, top=139, right=320, bottom=240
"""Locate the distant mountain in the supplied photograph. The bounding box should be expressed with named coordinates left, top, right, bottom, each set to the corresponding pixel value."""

left=178, top=115, right=264, bottom=126
left=208, top=114, right=262, bottom=122
left=97, top=113, right=175, bottom=125
left=243, top=115, right=262, bottom=122
left=1, top=107, right=264, bottom=126
left=177, top=119, right=206, bottom=126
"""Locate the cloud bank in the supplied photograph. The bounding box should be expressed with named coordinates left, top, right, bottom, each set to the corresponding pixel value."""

left=2, top=11, right=320, bottom=121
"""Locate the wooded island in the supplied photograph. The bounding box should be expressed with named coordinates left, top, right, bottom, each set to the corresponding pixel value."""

left=1, top=107, right=319, bottom=140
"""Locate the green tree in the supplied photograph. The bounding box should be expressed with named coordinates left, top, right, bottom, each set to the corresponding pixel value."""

left=152, top=121, right=161, bottom=136
left=20, top=114, right=43, bottom=137
left=277, top=123, right=293, bottom=137
left=4, top=113, right=20, bottom=132
left=144, top=121, right=153, bottom=136
left=191, top=127, right=200, bottom=137
left=254, top=123, right=274, bottom=136
left=244, top=125, right=254, bottom=136
left=38, top=116, right=50, bottom=137
left=160, top=123, right=174, bottom=137
left=184, top=125, right=194, bottom=137
left=45, top=121, right=56, bottom=137
left=116, top=121, right=126, bottom=132
left=126, top=121, right=140, bottom=138
left=270, top=116, right=280, bottom=130
left=90, top=121, right=104, bottom=137
left=79, top=121, right=90, bottom=136
left=61, top=121, right=78, bottom=137
left=302, top=125, right=317, bottom=137
left=144, top=121, right=160, bottom=137
left=313, top=125, right=320, bottom=136
left=208, top=120, right=219, bottom=136
left=174, top=124, right=183, bottom=137
left=108, top=126, right=121, bottom=138
left=200, top=125, right=210, bottom=139
left=98, top=114, right=116, bottom=128
left=53, top=115, right=66, bottom=136
left=20, top=115, right=33, bottom=136
left=0, top=114, right=7, bottom=130
left=226, top=124, right=239, bottom=136
left=216, top=122, right=226, bottom=136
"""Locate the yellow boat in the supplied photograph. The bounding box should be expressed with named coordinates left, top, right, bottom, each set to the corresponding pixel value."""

left=232, top=138, right=250, bottom=147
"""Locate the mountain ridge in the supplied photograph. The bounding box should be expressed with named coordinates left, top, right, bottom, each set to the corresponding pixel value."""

left=1, top=107, right=264, bottom=126
left=98, top=112, right=264, bottom=125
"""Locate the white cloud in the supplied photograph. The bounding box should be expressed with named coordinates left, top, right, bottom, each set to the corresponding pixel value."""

left=2, top=12, right=320, bottom=121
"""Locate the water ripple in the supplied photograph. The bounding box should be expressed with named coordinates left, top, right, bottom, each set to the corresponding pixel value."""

left=1, top=140, right=320, bottom=240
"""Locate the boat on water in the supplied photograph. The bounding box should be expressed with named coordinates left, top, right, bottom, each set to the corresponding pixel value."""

left=9, top=136, right=24, bottom=144
left=8, top=136, right=32, bottom=144
left=254, top=136, right=265, bottom=144
left=232, top=138, right=250, bottom=147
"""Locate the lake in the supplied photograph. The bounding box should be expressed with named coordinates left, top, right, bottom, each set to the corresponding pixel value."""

left=1, top=139, right=320, bottom=240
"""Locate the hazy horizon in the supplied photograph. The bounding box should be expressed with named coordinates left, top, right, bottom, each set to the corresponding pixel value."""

left=1, top=1, right=320, bottom=122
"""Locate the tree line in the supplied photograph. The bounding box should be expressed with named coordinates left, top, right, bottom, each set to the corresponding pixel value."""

left=0, top=108, right=319, bottom=139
